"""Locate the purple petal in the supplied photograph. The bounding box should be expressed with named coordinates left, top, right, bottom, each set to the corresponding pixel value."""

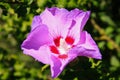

left=73, top=31, right=102, bottom=59
left=59, top=52, right=77, bottom=73
left=67, top=9, right=83, bottom=30
left=80, top=11, right=90, bottom=30
left=39, top=7, right=90, bottom=41
left=67, top=10, right=90, bottom=45
left=31, top=15, right=42, bottom=31
left=21, top=45, right=50, bottom=64
left=40, top=7, right=70, bottom=38
left=50, top=53, right=77, bottom=78
left=21, top=25, right=52, bottom=50
left=50, top=55, right=62, bottom=78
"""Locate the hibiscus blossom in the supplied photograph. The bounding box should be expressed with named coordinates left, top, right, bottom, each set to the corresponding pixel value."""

left=21, top=7, right=102, bottom=78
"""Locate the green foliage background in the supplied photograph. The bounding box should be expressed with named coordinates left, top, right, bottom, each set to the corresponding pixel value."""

left=0, top=0, right=120, bottom=80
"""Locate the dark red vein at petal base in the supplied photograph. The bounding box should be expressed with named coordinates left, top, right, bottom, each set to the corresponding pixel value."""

left=54, top=36, right=61, bottom=47
left=50, top=46, right=59, bottom=54
left=65, top=36, right=74, bottom=45
left=58, top=54, right=68, bottom=59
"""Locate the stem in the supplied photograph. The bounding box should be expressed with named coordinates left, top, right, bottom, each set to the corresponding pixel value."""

left=91, top=18, right=120, bottom=52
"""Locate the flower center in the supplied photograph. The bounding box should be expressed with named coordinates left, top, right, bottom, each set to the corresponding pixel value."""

left=50, top=36, right=74, bottom=59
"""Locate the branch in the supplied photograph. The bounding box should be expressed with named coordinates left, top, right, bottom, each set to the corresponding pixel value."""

left=90, top=18, right=120, bottom=52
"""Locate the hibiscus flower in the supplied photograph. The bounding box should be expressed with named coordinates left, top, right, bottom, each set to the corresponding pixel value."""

left=21, top=7, right=102, bottom=78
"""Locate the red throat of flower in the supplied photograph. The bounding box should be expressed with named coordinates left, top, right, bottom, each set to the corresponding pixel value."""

left=50, top=36, right=74, bottom=59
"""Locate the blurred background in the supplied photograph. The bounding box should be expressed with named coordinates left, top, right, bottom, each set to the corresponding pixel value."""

left=0, top=0, right=120, bottom=80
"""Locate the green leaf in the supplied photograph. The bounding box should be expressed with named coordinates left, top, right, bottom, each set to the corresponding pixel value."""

left=105, top=27, right=114, bottom=35
left=14, top=62, right=25, bottom=71
left=107, top=42, right=114, bottom=50
left=100, top=13, right=116, bottom=26
left=73, top=77, right=78, bottom=80
left=111, top=56, right=120, bottom=67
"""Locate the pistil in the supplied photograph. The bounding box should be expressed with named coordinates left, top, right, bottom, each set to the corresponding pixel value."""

left=50, top=36, right=74, bottom=59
